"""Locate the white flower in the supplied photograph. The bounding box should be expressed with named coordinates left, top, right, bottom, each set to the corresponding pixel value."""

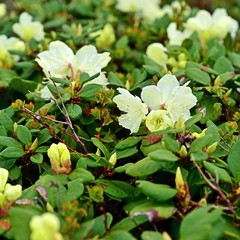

left=186, top=8, right=238, bottom=41
left=116, top=0, right=163, bottom=22
left=36, top=41, right=77, bottom=79
left=113, top=88, right=148, bottom=134
left=146, top=43, right=168, bottom=66
left=167, top=22, right=192, bottom=46
left=141, top=74, right=197, bottom=122
left=146, top=110, right=173, bottom=132
left=163, top=1, right=190, bottom=18
left=12, top=12, right=45, bottom=41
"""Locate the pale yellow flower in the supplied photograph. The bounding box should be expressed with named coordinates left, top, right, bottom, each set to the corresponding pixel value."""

left=0, top=3, right=6, bottom=19
left=13, top=12, right=45, bottom=41
left=146, top=43, right=168, bottom=66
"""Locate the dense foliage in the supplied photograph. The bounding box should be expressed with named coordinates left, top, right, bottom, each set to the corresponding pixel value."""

left=0, top=1, right=240, bottom=239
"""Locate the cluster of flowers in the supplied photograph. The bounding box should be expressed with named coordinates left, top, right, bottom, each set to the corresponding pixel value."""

left=113, top=74, right=197, bottom=134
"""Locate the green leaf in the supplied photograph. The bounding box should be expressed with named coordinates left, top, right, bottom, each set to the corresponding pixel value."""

left=136, top=181, right=177, bottom=202
left=66, top=103, right=82, bottom=120
left=228, top=52, right=240, bottom=68
left=141, top=231, right=164, bottom=240
left=185, top=114, right=202, bottom=129
left=79, top=84, right=102, bottom=100
left=163, top=136, right=180, bottom=153
left=148, top=149, right=179, bottom=162
left=190, top=151, right=208, bottom=162
left=0, top=110, right=13, bottom=132
left=180, top=206, right=225, bottom=240
left=227, top=136, right=240, bottom=180
left=213, top=56, right=234, bottom=74
left=116, top=146, right=139, bottom=159
left=63, top=179, right=84, bottom=202
left=189, top=135, right=212, bottom=153
left=115, top=136, right=142, bottom=150
left=185, top=68, right=211, bottom=85
left=0, top=147, right=25, bottom=158
left=126, top=157, right=162, bottom=177
left=9, top=77, right=38, bottom=94
left=9, top=206, right=43, bottom=240
left=16, top=125, right=32, bottom=145
left=91, top=137, right=110, bottom=160
left=104, top=230, right=136, bottom=240
left=108, top=72, right=125, bottom=87
left=69, top=167, right=95, bottom=183
left=30, top=153, right=43, bottom=163
left=111, top=215, right=148, bottom=232
left=0, top=136, right=22, bottom=148
left=204, top=161, right=232, bottom=183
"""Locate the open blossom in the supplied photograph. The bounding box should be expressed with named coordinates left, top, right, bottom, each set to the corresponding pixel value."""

left=116, top=0, right=164, bottom=22
left=113, top=88, right=148, bottom=134
left=167, top=22, right=192, bottom=46
left=12, top=12, right=45, bottom=41
left=185, top=8, right=239, bottom=41
left=141, top=74, right=197, bottom=122
left=146, top=110, right=173, bottom=132
left=36, top=41, right=111, bottom=88
left=146, top=43, right=168, bottom=66
left=30, top=213, right=63, bottom=240
left=114, top=74, right=197, bottom=133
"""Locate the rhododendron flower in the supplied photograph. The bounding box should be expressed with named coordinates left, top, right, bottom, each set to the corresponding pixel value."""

left=186, top=8, right=238, bottom=41
left=113, top=88, right=148, bottom=134
left=36, top=41, right=77, bottom=79
left=141, top=74, right=197, bottom=122
left=146, top=110, right=173, bottom=132
left=0, top=3, right=6, bottom=19
left=36, top=41, right=111, bottom=88
left=13, top=12, right=45, bottom=41
left=30, top=213, right=63, bottom=240
left=167, top=22, right=192, bottom=46
left=146, top=43, right=168, bottom=66
left=116, top=0, right=164, bottom=22
left=114, top=74, right=197, bottom=134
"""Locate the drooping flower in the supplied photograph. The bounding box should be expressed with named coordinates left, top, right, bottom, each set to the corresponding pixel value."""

left=185, top=8, right=239, bottom=41
left=141, top=74, right=197, bottom=122
left=167, top=22, right=192, bottom=46
left=113, top=88, right=148, bottom=134
left=146, top=43, right=168, bottom=66
left=146, top=110, right=173, bottom=132
left=12, top=12, right=45, bottom=41
left=30, top=213, right=63, bottom=240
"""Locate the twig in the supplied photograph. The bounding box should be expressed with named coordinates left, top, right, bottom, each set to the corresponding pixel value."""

left=192, top=160, right=236, bottom=216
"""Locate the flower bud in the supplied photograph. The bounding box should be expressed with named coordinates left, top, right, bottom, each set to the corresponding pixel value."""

left=0, top=192, right=7, bottom=207
left=179, top=145, right=188, bottom=158
left=175, top=167, right=186, bottom=198
left=30, top=213, right=63, bottom=240
left=109, top=153, right=117, bottom=166
left=47, top=143, right=72, bottom=174
left=0, top=168, right=8, bottom=193
left=192, top=128, right=207, bottom=138
left=4, top=183, right=22, bottom=202
left=29, top=138, right=38, bottom=152
left=205, top=142, right=218, bottom=154
left=174, top=116, right=185, bottom=130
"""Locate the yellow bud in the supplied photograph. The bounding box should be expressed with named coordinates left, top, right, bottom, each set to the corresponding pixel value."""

left=179, top=145, right=188, bottom=158
left=29, top=138, right=38, bottom=152
left=47, top=144, right=60, bottom=162
left=13, top=122, right=18, bottom=134
left=0, top=168, right=8, bottom=192
left=192, top=128, right=207, bottom=138
left=205, top=142, right=218, bottom=154
left=46, top=202, right=54, bottom=212
left=175, top=167, right=186, bottom=198
left=96, top=148, right=101, bottom=157
left=109, top=153, right=117, bottom=166
left=162, top=231, right=172, bottom=240
left=4, top=183, right=22, bottom=202
left=174, top=116, right=185, bottom=130
left=125, top=80, right=131, bottom=90
left=0, top=192, right=7, bottom=207
left=199, top=198, right=207, bottom=206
